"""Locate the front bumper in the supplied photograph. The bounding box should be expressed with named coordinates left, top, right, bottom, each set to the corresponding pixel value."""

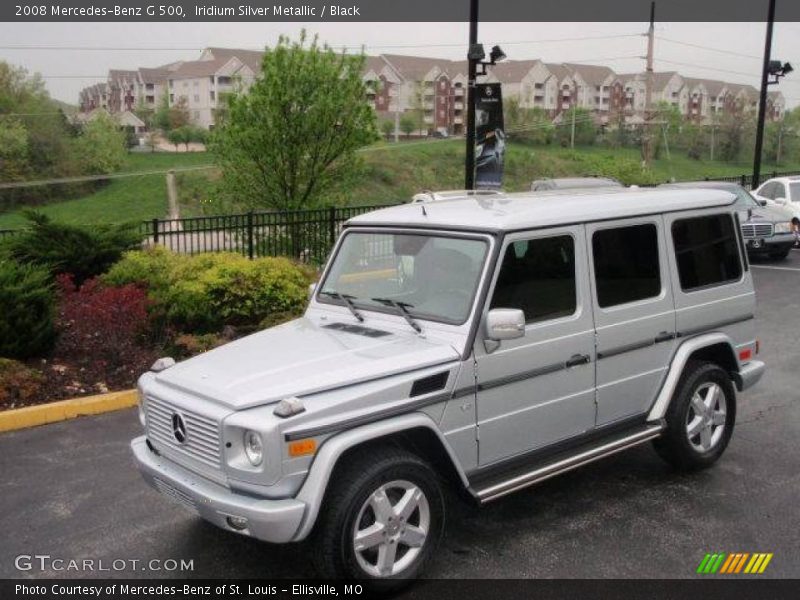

left=732, top=360, right=766, bottom=392
left=745, top=233, right=795, bottom=253
left=131, top=436, right=306, bottom=543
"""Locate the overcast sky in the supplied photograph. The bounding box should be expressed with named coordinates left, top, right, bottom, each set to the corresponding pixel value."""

left=1, top=21, right=799, bottom=108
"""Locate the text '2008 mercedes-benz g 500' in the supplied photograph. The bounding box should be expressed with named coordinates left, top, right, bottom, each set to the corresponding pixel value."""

left=132, top=188, right=765, bottom=587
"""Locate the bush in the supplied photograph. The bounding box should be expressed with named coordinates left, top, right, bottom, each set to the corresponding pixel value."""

left=55, top=275, right=151, bottom=366
left=0, top=259, right=55, bottom=359
left=0, top=359, right=44, bottom=409
left=4, top=212, right=140, bottom=285
left=104, top=248, right=314, bottom=332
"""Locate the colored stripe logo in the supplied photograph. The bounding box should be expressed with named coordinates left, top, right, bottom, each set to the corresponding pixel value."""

left=697, top=552, right=773, bottom=574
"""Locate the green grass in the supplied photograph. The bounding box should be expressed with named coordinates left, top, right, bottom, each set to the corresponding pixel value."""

left=0, top=152, right=213, bottom=230
left=2, top=144, right=799, bottom=230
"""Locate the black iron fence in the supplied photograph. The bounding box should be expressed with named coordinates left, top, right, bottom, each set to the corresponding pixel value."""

left=137, top=204, right=392, bottom=264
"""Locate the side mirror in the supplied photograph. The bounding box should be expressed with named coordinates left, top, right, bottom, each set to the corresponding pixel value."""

left=308, top=282, right=317, bottom=300
left=757, top=199, right=768, bottom=207
left=486, top=308, right=525, bottom=341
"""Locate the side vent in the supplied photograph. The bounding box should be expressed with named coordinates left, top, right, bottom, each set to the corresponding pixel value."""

left=410, top=371, right=449, bottom=398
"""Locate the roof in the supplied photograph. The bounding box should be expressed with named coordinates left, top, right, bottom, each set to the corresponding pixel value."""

left=381, top=54, right=463, bottom=80
left=203, top=47, right=264, bottom=72
left=169, top=57, right=232, bottom=79
left=490, top=60, right=541, bottom=83
left=650, top=71, right=681, bottom=92
left=138, top=67, right=172, bottom=84
left=531, top=177, right=622, bottom=191
left=348, top=188, right=736, bottom=232
left=564, top=63, right=615, bottom=86
left=659, top=181, right=742, bottom=191
left=544, top=63, right=572, bottom=82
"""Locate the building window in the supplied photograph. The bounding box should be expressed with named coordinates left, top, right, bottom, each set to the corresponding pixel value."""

left=672, top=215, right=742, bottom=291
left=193, top=111, right=200, bottom=120
left=535, top=83, right=544, bottom=90
left=193, top=94, right=200, bottom=103
left=210, top=91, right=215, bottom=101
left=218, top=76, right=232, bottom=85
left=490, top=235, right=577, bottom=324
left=592, top=224, right=661, bottom=308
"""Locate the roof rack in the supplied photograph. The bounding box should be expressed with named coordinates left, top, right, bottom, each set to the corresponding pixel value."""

left=410, top=189, right=504, bottom=203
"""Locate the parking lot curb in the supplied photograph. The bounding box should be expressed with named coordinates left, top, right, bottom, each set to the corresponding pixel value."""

left=0, top=389, right=137, bottom=433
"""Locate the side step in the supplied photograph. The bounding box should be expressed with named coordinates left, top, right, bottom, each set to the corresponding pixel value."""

left=472, top=423, right=664, bottom=504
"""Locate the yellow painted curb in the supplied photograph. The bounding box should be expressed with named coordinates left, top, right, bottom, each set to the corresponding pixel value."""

left=0, top=389, right=137, bottom=433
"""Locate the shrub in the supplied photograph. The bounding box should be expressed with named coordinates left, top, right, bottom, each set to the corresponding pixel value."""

left=0, top=359, right=44, bottom=409
left=4, top=212, right=140, bottom=285
left=0, top=259, right=55, bottom=359
left=104, top=249, right=314, bottom=332
left=55, top=275, right=150, bottom=366
left=170, top=333, right=226, bottom=359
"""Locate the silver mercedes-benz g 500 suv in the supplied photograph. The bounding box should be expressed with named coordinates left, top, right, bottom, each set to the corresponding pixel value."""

left=132, top=188, right=764, bottom=586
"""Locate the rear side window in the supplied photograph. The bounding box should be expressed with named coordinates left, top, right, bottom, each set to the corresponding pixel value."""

left=592, top=223, right=661, bottom=308
left=672, top=214, right=742, bottom=291
left=490, top=235, right=576, bottom=324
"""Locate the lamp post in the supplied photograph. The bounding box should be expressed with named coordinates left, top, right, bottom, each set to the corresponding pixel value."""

left=464, top=0, right=506, bottom=189
left=752, top=0, right=793, bottom=189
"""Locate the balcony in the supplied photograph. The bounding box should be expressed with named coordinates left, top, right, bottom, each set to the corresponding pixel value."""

left=424, top=101, right=434, bottom=110
left=454, top=102, right=464, bottom=110
left=454, top=87, right=465, bottom=96
left=423, top=115, right=434, bottom=124
left=454, top=116, right=463, bottom=124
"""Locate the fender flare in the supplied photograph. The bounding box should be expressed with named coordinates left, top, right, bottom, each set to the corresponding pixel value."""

left=291, top=412, right=469, bottom=541
left=647, top=332, right=738, bottom=422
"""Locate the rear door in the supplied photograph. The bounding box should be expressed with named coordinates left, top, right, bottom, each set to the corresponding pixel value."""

left=473, top=226, right=596, bottom=466
left=586, top=218, right=677, bottom=426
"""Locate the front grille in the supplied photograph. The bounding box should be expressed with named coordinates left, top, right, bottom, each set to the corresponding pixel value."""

left=145, top=395, right=221, bottom=468
left=742, top=223, right=773, bottom=239
left=153, top=477, right=197, bottom=512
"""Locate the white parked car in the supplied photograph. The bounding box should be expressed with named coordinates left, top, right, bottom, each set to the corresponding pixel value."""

left=752, top=176, right=800, bottom=245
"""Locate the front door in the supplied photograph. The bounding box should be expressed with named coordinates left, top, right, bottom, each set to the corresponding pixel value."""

left=585, top=217, right=677, bottom=426
left=474, top=226, right=597, bottom=466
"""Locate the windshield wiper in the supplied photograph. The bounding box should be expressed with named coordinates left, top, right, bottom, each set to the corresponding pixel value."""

left=371, top=298, right=422, bottom=333
left=319, top=290, right=364, bottom=322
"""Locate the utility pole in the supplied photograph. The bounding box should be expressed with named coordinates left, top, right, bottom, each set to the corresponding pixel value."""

left=753, top=0, right=776, bottom=189
left=642, top=1, right=655, bottom=166
left=570, top=103, right=576, bottom=149
left=464, top=0, right=479, bottom=189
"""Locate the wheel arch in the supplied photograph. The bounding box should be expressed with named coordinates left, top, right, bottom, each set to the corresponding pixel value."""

left=647, top=333, right=739, bottom=422
left=292, top=412, right=468, bottom=541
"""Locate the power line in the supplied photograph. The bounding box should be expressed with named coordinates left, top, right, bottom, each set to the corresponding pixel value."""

left=656, top=37, right=762, bottom=61
left=655, top=59, right=759, bottom=80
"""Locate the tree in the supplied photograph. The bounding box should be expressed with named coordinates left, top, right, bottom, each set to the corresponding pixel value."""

left=166, top=128, right=183, bottom=151
left=168, top=96, right=190, bottom=130
left=380, top=119, right=394, bottom=140
left=210, top=32, right=378, bottom=212
left=504, top=98, right=553, bottom=146
left=555, top=107, right=596, bottom=147
left=399, top=116, right=415, bottom=139
left=71, top=113, right=127, bottom=174
left=154, top=94, right=171, bottom=131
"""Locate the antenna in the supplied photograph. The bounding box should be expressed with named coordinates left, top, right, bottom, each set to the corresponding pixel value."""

left=421, top=204, right=428, bottom=216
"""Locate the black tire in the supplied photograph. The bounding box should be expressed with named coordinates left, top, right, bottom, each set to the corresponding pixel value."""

left=653, top=361, right=736, bottom=471
left=311, top=445, right=445, bottom=591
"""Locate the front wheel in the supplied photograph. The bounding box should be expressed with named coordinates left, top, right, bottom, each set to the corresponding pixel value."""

left=653, top=361, right=736, bottom=471
left=312, top=446, right=445, bottom=590
left=769, top=247, right=791, bottom=260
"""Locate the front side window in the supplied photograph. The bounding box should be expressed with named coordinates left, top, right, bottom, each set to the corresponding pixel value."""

left=592, top=224, right=661, bottom=308
left=775, top=182, right=788, bottom=200
left=319, top=232, right=489, bottom=325
left=672, top=214, right=742, bottom=291
left=490, top=235, right=577, bottom=324
left=789, top=182, right=800, bottom=202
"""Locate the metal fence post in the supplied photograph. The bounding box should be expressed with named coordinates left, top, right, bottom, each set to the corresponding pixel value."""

left=329, top=206, right=336, bottom=246
left=247, top=210, right=254, bottom=260
left=152, top=218, right=159, bottom=245
left=741, top=175, right=748, bottom=188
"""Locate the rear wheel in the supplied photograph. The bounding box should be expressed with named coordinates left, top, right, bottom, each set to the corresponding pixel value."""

left=312, top=446, right=445, bottom=590
left=654, top=361, right=736, bottom=471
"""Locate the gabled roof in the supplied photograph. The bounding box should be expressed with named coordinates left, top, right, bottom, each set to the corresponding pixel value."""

left=202, top=47, right=264, bottom=72
left=381, top=54, right=457, bottom=80
left=544, top=63, right=572, bottom=82
left=490, top=60, right=541, bottom=84
left=138, top=67, right=172, bottom=84
left=650, top=71, right=682, bottom=92
left=564, top=63, right=615, bottom=86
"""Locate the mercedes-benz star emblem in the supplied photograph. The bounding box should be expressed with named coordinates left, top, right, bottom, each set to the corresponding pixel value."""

left=172, top=413, right=187, bottom=444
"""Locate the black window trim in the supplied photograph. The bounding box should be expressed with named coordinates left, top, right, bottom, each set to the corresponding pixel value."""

left=488, top=230, right=581, bottom=328
left=671, top=212, right=745, bottom=294
left=590, top=219, right=665, bottom=311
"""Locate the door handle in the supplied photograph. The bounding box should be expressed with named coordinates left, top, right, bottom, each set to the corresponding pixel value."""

left=654, top=331, right=676, bottom=344
left=565, top=354, right=590, bottom=368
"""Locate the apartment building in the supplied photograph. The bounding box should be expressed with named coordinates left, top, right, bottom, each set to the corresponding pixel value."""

left=80, top=48, right=788, bottom=132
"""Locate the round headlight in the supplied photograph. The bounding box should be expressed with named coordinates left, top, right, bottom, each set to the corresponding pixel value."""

left=243, top=431, right=263, bottom=466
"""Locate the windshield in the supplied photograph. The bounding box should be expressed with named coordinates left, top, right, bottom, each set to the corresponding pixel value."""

left=790, top=182, right=800, bottom=202
left=318, top=232, right=489, bottom=325
left=733, top=188, right=761, bottom=209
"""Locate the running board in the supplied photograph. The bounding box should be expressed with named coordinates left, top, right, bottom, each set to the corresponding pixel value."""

left=472, top=423, right=665, bottom=504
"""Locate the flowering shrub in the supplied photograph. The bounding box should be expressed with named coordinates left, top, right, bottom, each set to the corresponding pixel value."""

left=55, top=275, right=151, bottom=366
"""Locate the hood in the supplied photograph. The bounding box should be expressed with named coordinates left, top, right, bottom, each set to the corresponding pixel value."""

left=153, top=317, right=459, bottom=410
left=748, top=204, right=794, bottom=223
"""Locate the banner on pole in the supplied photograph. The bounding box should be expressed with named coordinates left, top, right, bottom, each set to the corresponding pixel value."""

left=474, top=83, right=506, bottom=190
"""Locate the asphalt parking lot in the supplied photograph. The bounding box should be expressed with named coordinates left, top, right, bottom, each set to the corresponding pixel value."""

left=1, top=250, right=799, bottom=581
